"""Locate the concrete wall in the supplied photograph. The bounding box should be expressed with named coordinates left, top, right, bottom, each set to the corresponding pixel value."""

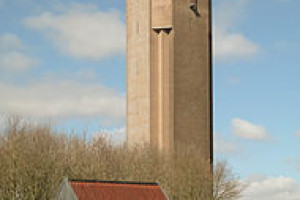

left=54, top=179, right=77, bottom=200
left=151, top=0, right=172, bottom=29
left=150, top=28, right=174, bottom=156
left=127, top=0, right=151, bottom=146
left=127, top=0, right=212, bottom=162
left=173, top=0, right=212, bottom=162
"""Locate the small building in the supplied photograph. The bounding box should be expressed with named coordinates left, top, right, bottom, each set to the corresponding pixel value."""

left=54, top=178, right=169, bottom=200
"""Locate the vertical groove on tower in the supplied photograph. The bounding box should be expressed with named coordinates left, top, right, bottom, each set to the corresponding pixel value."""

left=157, top=31, right=163, bottom=153
left=127, top=0, right=212, bottom=163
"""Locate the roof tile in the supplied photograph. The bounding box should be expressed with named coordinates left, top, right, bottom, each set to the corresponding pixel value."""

left=69, top=180, right=168, bottom=200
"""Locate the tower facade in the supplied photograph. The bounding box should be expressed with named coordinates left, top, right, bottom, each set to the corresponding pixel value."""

left=127, top=0, right=212, bottom=162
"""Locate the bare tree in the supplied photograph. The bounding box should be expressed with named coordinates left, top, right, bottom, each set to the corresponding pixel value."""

left=213, top=162, right=245, bottom=200
left=0, top=119, right=244, bottom=199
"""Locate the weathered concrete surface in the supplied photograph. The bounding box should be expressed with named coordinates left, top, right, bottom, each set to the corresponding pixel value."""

left=127, top=0, right=212, bottom=162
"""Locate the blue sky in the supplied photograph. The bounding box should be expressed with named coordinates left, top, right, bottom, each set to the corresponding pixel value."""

left=1, top=0, right=300, bottom=199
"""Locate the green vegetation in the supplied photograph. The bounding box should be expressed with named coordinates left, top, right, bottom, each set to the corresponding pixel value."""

left=0, top=118, right=243, bottom=199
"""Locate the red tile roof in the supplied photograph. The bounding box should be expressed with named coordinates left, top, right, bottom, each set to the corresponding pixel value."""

left=69, top=180, right=168, bottom=200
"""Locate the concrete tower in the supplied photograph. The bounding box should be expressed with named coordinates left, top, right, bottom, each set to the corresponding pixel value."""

left=127, top=0, right=212, bottom=162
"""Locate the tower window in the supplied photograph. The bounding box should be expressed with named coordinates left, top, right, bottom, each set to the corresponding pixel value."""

left=189, top=0, right=200, bottom=17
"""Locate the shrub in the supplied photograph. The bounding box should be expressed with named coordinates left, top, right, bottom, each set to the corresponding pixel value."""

left=0, top=118, right=243, bottom=199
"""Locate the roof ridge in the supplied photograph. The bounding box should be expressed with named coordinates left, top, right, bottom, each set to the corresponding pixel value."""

left=68, top=179, right=159, bottom=186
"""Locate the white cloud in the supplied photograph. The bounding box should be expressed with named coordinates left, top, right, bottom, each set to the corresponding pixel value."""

left=294, top=130, right=300, bottom=137
left=24, top=4, right=126, bottom=60
left=232, top=118, right=269, bottom=141
left=0, top=34, right=23, bottom=51
left=0, top=52, right=38, bottom=71
left=214, top=132, right=239, bottom=155
left=0, top=114, right=50, bottom=133
left=215, top=29, right=259, bottom=61
left=240, top=176, right=300, bottom=200
left=0, top=34, right=38, bottom=72
left=0, top=80, right=126, bottom=124
left=94, top=127, right=126, bottom=145
left=214, top=0, right=259, bottom=62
